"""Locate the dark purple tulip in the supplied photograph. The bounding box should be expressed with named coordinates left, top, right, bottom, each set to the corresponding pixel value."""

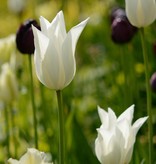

left=150, top=72, right=156, bottom=92
left=110, top=7, right=137, bottom=44
left=16, top=19, right=40, bottom=54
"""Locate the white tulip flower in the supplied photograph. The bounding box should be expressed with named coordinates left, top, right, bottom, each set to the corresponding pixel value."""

left=125, top=0, right=156, bottom=27
left=0, top=63, right=18, bottom=104
left=32, top=11, right=89, bottom=90
left=8, top=148, right=53, bottom=164
left=95, top=105, right=148, bottom=164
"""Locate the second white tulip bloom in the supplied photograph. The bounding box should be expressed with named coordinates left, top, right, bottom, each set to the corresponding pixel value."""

left=32, top=11, right=89, bottom=90
left=95, top=105, right=148, bottom=164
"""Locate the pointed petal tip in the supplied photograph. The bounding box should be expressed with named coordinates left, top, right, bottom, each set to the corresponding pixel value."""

left=82, top=17, right=90, bottom=25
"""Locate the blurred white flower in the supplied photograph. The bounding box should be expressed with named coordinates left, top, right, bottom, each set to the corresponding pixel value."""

left=0, top=34, right=16, bottom=65
left=8, top=148, right=53, bottom=164
left=8, top=0, right=26, bottom=14
left=125, top=0, right=156, bottom=27
left=95, top=104, right=148, bottom=164
left=32, top=11, right=89, bottom=90
left=0, top=63, right=18, bottom=104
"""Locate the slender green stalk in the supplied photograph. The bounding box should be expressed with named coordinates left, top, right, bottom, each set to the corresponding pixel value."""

left=56, top=90, right=65, bottom=164
left=140, top=28, right=153, bottom=164
left=4, top=104, right=10, bottom=158
left=9, top=104, right=17, bottom=158
left=28, top=55, right=38, bottom=149
left=119, top=46, right=129, bottom=108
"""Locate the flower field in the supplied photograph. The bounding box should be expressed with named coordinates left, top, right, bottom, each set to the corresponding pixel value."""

left=0, top=0, right=156, bottom=163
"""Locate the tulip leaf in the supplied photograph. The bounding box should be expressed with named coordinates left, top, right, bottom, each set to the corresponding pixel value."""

left=66, top=111, right=99, bottom=164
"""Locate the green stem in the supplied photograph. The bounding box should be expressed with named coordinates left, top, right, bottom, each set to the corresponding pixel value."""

left=140, top=28, right=153, bottom=164
left=56, top=90, right=65, bottom=164
left=4, top=105, right=10, bottom=158
left=10, top=104, right=17, bottom=158
left=28, top=55, right=38, bottom=149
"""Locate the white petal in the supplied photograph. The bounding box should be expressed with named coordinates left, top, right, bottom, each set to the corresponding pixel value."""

left=8, top=159, right=19, bottom=164
left=66, top=17, right=89, bottom=55
left=107, top=108, right=117, bottom=129
left=61, top=38, right=76, bottom=88
left=32, top=26, right=50, bottom=87
left=48, top=11, right=65, bottom=39
left=60, top=18, right=89, bottom=88
left=57, top=11, right=67, bottom=39
left=41, top=38, right=64, bottom=90
left=40, top=16, right=51, bottom=36
left=118, top=104, right=134, bottom=124
left=132, top=116, right=148, bottom=136
left=32, top=26, right=49, bottom=60
left=97, top=106, right=108, bottom=125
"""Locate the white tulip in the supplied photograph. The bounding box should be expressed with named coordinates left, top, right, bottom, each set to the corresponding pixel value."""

left=8, top=148, right=53, bottom=164
left=0, top=63, right=18, bottom=103
left=95, top=105, right=148, bottom=164
left=32, top=11, right=89, bottom=90
left=125, top=0, right=156, bottom=27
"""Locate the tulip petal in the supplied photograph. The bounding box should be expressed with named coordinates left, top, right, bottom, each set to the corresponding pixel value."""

left=61, top=18, right=89, bottom=88
left=8, top=159, right=19, bottom=164
left=40, top=16, right=51, bottom=36
left=57, top=11, right=67, bottom=40
left=118, top=104, right=134, bottom=124
left=97, top=106, right=108, bottom=125
left=65, top=17, right=89, bottom=55
left=95, top=128, right=113, bottom=162
left=42, top=36, right=69, bottom=90
left=32, top=26, right=51, bottom=87
left=108, top=108, right=117, bottom=129
left=132, top=116, right=148, bottom=136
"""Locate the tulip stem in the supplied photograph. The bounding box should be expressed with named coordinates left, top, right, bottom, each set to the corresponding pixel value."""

left=140, top=28, right=153, bottom=164
left=56, top=90, right=65, bottom=164
left=28, top=55, right=38, bottom=149
left=10, top=104, right=17, bottom=158
left=4, top=104, right=10, bottom=158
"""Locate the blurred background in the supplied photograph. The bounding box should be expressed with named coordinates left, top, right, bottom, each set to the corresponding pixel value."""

left=0, top=0, right=156, bottom=163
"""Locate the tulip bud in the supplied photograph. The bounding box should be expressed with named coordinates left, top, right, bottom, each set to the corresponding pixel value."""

left=150, top=72, right=156, bottom=92
left=111, top=15, right=137, bottom=44
left=0, top=63, right=18, bottom=104
left=16, top=19, right=40, bottom=55
left=125, top=0, right=156, bottom=27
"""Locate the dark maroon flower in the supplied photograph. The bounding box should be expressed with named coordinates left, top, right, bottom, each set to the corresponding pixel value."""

left=150, top=72, right=156, bottom=92
left=110, top=7, right=137, bottom=44
left=16, top=19, right=40, bottom=54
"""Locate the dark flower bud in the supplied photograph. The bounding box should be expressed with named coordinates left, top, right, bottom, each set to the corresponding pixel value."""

left=150, top=72, right=156, bottom=92
left=16, top=19, right=40, bottom=54
left=110, top=7, right=126, bottom=24
left=111, top=15, right=137, bottom=44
